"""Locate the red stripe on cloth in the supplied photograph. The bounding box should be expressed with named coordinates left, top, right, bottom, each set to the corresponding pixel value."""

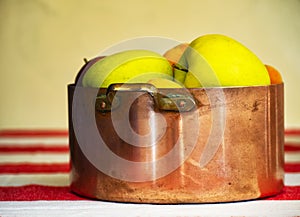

left=266, top=186, right=300, bottom=200
left=284, top=163, right=300, bottom=173
left=0, top=130, right=68, bottom=138
left=0, top=185, right=298, bottom=201
left=285, top=129, right=300, bottom=136
left=0, top=163, right=296, bottom=174
left=0, top=185, right=85, bottom=201
left=285, top=144, right=300, bottom=152
left=0, top=163, right=70, bottom=174
left=0, top=129, right=296, bottom=137
left=0, top=145, right=69, bottom=153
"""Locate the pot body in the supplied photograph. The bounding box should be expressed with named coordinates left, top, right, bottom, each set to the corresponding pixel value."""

left=68, top=83, right=284, bottom=203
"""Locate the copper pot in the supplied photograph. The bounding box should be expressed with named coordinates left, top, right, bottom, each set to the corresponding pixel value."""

left=68, top=83, right=284, bottom=203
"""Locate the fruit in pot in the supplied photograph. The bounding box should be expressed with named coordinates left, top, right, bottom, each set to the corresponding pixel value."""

left=75, top=56, right=105, bottom=85
left=163, top=43, right=189, bottom=66
left=182, top=34, right=271, bottom=87
left=82, top=50, right=173, bottom=88
left=172, top=65, right=188, bottom=85
left=265, top=64, right=283, bottom=84
left=163, top=43, right=189, bottom=84
left=147, top=78, right=183, bottom=88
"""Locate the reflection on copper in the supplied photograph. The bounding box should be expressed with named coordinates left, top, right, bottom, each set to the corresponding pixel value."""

left=68, top=83, right=284, bottom=203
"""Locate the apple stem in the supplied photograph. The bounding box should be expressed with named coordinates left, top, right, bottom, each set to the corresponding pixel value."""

left=83, top=58, right=88, bottom=64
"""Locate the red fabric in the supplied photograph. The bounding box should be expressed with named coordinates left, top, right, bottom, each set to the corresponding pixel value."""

left=0, top=129, right=299, bottom=201
left=0, top=145, right=69, bottom=153
left=1, top=162, right=296, bottom=174
left=0, top=163, right=70, bottom=174
left=266, top=186, right=300, bottom=200
left=284, top=129, right=300, bottom=136
left=0, top=185, right=298, bottom=201
left=284, top=163, right=300, bottom=173
left=284, top=144, right=300, bottom=152
left=0, top=185, right=85, bottom=201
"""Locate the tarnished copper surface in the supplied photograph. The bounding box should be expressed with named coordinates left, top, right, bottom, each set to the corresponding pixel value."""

left=68, top=83, right=284, bottom=203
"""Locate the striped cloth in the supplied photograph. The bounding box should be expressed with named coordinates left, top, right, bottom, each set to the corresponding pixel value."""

left=0, top=129, right=299, bottom=216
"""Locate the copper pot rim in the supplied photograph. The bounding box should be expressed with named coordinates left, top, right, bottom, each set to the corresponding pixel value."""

left=68, top=82, right=283, bottom=90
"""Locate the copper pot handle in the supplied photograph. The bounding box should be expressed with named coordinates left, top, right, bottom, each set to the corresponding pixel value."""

left=95, top=83, right=196, bottom=113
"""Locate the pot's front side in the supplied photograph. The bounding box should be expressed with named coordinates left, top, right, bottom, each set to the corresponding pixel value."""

left=68, top=83, right=284, bottom=203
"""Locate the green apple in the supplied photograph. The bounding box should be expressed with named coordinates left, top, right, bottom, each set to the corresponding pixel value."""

left=173, top=63, right=188, bottom=84
left=82, top=50, right=173, bottom=88
left=182, top=34, right=271, bottom=87
left=147, top=78, right=183, bottom=88
left=75, top=56, right=105, bottom=85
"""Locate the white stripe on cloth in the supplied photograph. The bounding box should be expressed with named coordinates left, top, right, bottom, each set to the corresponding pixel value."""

left=0, top=153, right=69, bottom=163
left=285, top=152, right=300, bottom=163
left=0, top=200, right=299, bottom=217
left=284, top=173, right=300, bottom=186
left=285, top=135, right=300, bottom=144
left=0, top=173, right=70, bottom=186
left=0, top=137, right=68, bottom=146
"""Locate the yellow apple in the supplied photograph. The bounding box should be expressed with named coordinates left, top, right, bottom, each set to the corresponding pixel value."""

left=147, top=78, right=183, bottom=88
left=183, top=34, right=271, bottom=87
left=82, top=50, right=173, bottom=88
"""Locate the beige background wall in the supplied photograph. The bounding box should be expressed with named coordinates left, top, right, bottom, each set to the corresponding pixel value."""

left=0, top=0, right=299, bottom=130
